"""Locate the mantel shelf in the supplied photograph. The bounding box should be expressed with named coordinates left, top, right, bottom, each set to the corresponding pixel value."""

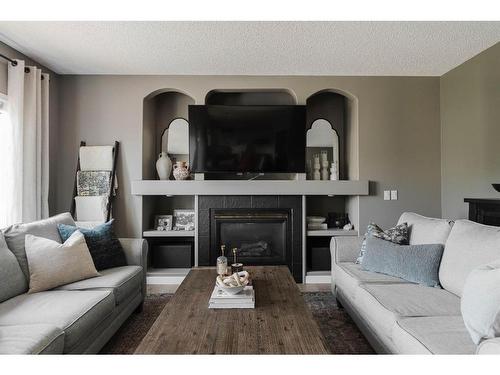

left=131, top=180, right=369, bottom=196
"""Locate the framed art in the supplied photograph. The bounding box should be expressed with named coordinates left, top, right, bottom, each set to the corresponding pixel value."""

left=155, top=215, right=173, bottom=231
left=173, top=209, right=195, bottom=231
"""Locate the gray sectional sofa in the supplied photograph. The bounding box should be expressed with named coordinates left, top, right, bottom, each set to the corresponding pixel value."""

left=331, top=212, right=500, bottom=354
left=0, top=213, right=147, bottom=354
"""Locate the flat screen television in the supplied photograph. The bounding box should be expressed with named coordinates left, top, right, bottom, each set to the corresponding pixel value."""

left=189, top=105, right=306, bottom=173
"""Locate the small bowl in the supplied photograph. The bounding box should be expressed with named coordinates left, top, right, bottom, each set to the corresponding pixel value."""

left=493, top=184, right=500, bottom=193
left=307, top=216, right=326, bottom=224
left=217, top=285, right=245, bottom=295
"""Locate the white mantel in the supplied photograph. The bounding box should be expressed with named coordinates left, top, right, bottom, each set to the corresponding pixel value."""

left=131, top=180, right=369, bottom=196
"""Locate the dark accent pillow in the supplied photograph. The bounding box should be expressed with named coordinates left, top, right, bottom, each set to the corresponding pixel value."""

left=356, top=222, right=409, bottom=264
left=361, top=237, right=444, bottom=287
left=57, top=220, right=127, bottom=271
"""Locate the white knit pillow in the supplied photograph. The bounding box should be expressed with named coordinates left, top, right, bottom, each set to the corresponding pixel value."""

left=25, top=230, right=99, bottom=293
left=461, top=259, right=500, bottom=345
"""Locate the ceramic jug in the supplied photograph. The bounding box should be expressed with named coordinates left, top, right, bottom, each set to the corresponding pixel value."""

left=173, top=161, right=190, bottom=180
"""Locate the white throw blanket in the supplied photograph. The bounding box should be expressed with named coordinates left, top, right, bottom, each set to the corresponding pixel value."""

left=74, top=196, right=108, bottom=222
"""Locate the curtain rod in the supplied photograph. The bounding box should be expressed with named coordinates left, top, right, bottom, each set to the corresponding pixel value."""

left=0, top=53, right=18, bottom=66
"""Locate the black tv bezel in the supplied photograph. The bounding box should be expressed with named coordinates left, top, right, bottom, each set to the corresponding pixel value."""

left=189, top=104, right=306, bottom=174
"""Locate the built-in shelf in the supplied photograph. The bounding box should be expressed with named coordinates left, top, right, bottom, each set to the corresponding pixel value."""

left=307, top=229, right=358, bottom=237
left=132, top=180, right=369, bottom=196
left=143, top=230, right=195, bottom=238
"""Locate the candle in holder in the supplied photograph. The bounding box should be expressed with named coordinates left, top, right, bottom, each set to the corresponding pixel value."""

left=231, top=247, right=243, bottom=274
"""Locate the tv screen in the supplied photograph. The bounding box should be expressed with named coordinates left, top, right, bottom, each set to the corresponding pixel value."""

left=189, top=105, right=306, bottom=173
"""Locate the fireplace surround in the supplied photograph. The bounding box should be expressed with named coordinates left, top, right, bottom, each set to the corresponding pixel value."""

left=198, top=195, right=303, bottom=281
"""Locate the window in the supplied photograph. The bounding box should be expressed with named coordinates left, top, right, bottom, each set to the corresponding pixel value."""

left=0, top=93, right=14, bottom=227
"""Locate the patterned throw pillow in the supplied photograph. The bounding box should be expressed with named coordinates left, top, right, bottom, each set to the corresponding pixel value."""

left=57, top=220, right=127, bottom=271
left=355, top=222, right=409, bottom=264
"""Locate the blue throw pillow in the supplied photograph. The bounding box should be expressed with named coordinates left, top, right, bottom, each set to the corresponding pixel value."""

left=57, top=220, right=126, bottom=271
left=361, top=236, right=444, bottom=287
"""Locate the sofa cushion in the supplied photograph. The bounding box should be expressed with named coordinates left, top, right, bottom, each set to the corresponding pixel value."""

left=334, top=262, right=411, bottom=300
left=55, top=266, right=142, bottom=305
left=0, top=290, right=114, bottom=353
left=0, top=324, right=64, bottom=354
left=353, top=283, right=461, bottom=342
left=461, top=259, right=500, bottom=345
left=361, top=237, right=444, bottom=287
left=0, top=232, right=28, bottom=302
left=440, top=220, right=500, bottom=297
left=2, top=213, right=75, bottom=278
left=397, top=212, right=452, bottom=245
left=58, top=220, right=127, bottom=271
left=392, top=316, right=476, bottom=354
left=25, top=231, right=99, bottom=293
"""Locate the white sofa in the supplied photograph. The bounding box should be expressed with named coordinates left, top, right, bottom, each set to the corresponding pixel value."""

left=330, top=212, right=500, bottom=354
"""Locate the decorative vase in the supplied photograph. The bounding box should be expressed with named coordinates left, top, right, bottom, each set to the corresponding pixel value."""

left=173, top=161, right=190, bottom=180
left=156, top=152, right=172, bottom=180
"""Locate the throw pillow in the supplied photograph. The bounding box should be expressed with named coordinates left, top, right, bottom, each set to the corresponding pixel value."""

left=0, top=232, right=28, bottom=302
left=25, top=231, right=99, bottom=293
left=356, top=222, right=409, bottom=264
left=461, top=259, right=500, bottom=345
left=361, top=237, right=444, bottom=287
left=57, top=220, right=127, bottom=270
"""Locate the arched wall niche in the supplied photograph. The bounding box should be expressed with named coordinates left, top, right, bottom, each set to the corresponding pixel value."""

left=205, top=89, right=297, bottom=106
left=305, top=88, right=360, bottom=231
left=142, top=89, right=195, bottom=180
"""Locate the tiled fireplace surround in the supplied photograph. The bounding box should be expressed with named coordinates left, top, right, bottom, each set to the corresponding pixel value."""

left=198, top=195, right=303, bottom=282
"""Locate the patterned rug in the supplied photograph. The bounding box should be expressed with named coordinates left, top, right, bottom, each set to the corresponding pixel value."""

left=100, top=291, right=374, bottom=354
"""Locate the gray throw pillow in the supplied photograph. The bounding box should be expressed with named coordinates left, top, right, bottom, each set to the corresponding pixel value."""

left=356, top=222, right=409, bottom=264
left=361, top=237, right=444, bottom=287
left=2, top=213, right=76, bottom=278
left=0, top=232, right=28, bottom=302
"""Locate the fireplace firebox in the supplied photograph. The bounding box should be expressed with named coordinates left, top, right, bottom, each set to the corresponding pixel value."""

left=198, top=196, right=303, bottom=281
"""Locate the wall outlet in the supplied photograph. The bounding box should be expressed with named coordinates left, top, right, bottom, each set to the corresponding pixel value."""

left=384, top=190, right=391, bottom=200
left=391, top=190, right=398, bottom=200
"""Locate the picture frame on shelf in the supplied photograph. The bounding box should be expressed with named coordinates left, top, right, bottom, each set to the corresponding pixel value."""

left=173, top=209, right=195, bottom=231
left=155, top=215, right=173, bottom=231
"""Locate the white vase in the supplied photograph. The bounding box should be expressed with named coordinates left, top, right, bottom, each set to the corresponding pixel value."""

left=156, top=152, right=172, bottom=180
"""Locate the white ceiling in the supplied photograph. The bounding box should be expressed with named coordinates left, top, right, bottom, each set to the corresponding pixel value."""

left=0, top=21, right=499, bottom=76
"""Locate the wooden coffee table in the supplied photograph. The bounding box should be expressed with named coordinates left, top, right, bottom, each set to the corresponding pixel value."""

left=135, top=266, right=329, bottom=354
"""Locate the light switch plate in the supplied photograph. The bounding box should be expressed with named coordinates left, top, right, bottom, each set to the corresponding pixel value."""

left=384, top=190, right=391, bottom=200
left=391, top=190, right=398, bottom=200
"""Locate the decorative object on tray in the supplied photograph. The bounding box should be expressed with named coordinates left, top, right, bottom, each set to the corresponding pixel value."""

left=155, top=215, right=173, bottom=231
left=173, top=209, right=195, bottom=231
left=231, top=247, right=244, bottom=273
left=173, top=161, right=190, bottom=180
left=216, top=244, right=228, bottom=276
left=210, top=271, right=254, bottom=308
left=156, top=152, right=172, bottom=180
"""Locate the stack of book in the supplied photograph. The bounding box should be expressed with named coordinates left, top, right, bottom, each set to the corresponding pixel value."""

left=307, top=223, right=328, bottom=230
left=208, top=285, right=255, bottom=309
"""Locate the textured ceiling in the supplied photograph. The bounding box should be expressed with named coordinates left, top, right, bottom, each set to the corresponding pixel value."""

left=0, top=21, right=499, bottom=76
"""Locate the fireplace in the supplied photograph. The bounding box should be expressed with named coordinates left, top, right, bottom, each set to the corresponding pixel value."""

left=198, top=196, right=303, bottom=281
left=211, top=209, right=291, bottom=266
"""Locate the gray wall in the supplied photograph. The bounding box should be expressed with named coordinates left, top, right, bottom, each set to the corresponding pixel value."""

left=57, top=75, right=441, bottom=237
left=0, top=41, right=60, bottom=216
left=440, top=42, right=500, bottom=220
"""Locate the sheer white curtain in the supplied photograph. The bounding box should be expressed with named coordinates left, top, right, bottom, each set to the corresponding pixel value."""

left=0, top=59, right=49, bottom=227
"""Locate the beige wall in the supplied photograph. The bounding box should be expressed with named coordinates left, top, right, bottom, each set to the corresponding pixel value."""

left=440, top=42, right=500, bottom=220
left=0, top=41, right=60, bottom=215
left=57, top=75, right=441, bottom=237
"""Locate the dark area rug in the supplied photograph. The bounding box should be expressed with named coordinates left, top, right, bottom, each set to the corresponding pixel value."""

left=101, top=291, right=374, bottom=354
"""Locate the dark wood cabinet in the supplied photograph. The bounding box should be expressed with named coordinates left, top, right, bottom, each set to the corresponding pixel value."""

left=464, top=198, right=500, bottom=226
